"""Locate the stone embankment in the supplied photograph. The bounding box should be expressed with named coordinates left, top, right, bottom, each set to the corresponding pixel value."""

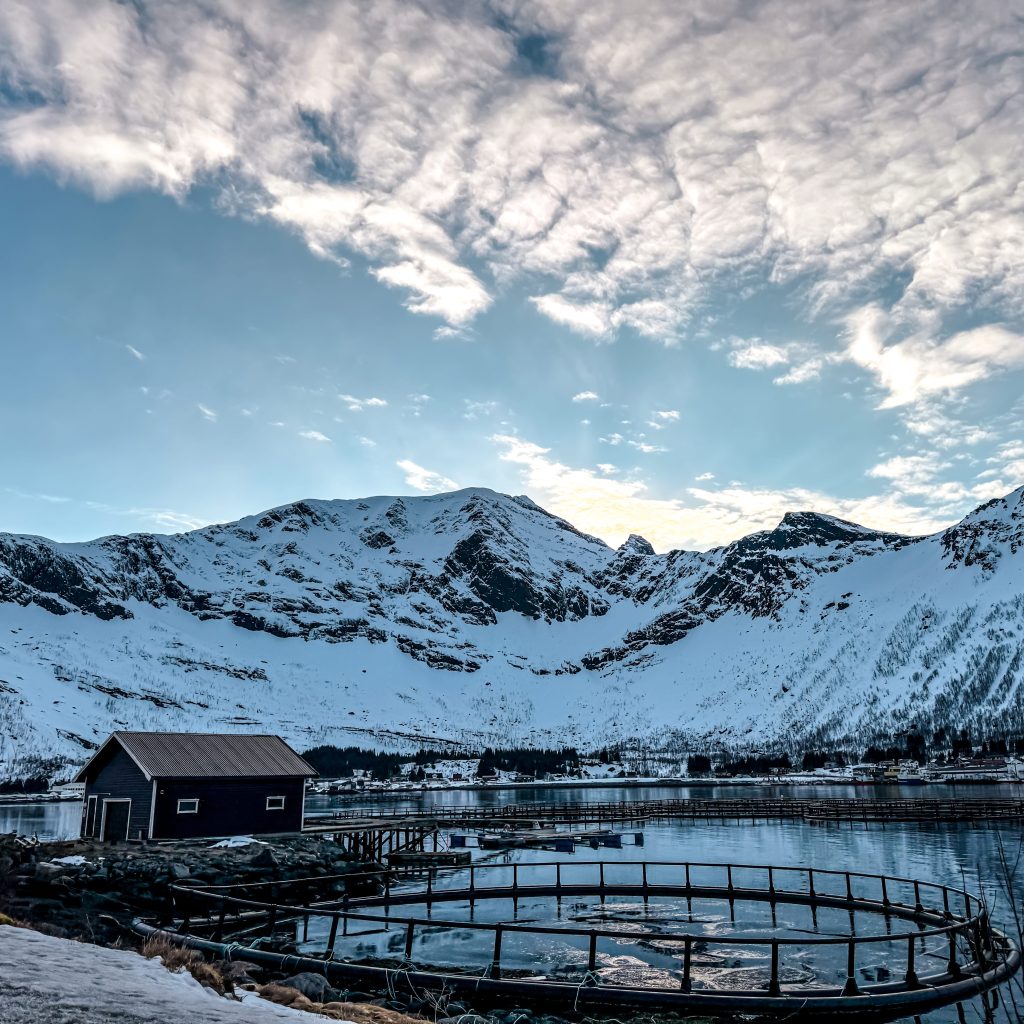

left=0, top=831, right=373, bottom=945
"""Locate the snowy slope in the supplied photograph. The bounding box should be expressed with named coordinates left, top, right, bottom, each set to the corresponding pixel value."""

left=1, top=485, right=1022, bottom=775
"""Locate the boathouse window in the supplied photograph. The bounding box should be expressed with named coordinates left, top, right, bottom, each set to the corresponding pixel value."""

left=266, top=795, right=286, bottom=810
left=177, top=798, right=199, bottom=814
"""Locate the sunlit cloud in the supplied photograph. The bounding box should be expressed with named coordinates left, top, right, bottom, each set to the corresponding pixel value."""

left=125, top=343, right=145, bottom=361
left=4, top=1, right=1020, bottom=340
left=572, top=391, right=600, bottom=403
left=845, top=306, right=1024, bottom=409
left=298, top=429, right=331, bottom=443
left=492, top=433, right=960, bottom=550
left=197, top=403, right=217, bottom=422
left=397, top=458, right=458, bottom=493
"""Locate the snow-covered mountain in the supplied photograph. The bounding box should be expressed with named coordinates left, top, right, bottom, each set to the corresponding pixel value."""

left=1, top=485, right=1022, bottom=775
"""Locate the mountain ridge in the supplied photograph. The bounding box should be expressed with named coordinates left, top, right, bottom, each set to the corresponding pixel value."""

left=0, top=484, right=1022, bottom=776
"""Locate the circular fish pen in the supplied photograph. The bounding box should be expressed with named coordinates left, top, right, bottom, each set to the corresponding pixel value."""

left=138, top=860, right=1021, bottom=1021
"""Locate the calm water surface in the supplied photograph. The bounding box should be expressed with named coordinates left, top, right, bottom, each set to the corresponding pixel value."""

left=5, top=783, right=1022, bottom=1022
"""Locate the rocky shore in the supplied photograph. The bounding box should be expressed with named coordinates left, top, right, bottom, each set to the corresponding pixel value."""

left=0, top=831, right=710, bottom=1024
left=0, top=831, right=374, bottom=946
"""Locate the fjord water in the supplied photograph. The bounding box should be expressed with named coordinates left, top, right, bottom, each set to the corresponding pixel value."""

left=315, top=783, right=1024, bottom=1023
left=7, top=783, right=1022, bottom=1022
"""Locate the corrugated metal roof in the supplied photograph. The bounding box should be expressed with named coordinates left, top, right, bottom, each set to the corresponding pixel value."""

left=102, top=732, right=318, bottom=780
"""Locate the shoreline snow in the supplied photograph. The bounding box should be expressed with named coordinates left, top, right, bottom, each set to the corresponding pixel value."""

left=0, top=925, right=333, bottom=1023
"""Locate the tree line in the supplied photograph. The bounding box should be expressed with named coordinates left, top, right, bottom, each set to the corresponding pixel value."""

left=301, top=744, right=582, bottom=780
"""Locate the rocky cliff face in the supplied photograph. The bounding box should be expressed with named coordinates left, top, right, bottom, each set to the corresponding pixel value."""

left=1, top=485, right=1022, bottom=773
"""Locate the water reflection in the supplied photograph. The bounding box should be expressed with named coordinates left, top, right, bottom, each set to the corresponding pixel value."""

left=5, top=784, right=1020, bottom=1022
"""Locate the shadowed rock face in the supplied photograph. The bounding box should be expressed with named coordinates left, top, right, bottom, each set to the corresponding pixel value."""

left=1, top=486, right=1018, bottom=663
left=941, top=489, right=1024, bottom=572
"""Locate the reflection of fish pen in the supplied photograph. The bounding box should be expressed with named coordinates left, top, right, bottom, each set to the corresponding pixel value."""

left=309, top=796, right=1024, bottom=827
left=140, top=859, right=1021, bottom=1020
left=452, top=827, right=644, bottom=851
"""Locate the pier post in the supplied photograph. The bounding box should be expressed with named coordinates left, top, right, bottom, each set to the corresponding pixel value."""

left=769, top=940, right=781, bottom=996
left=842, top=940, right=860, bottom=996
left=947, top=930, right=961, bottom=976
left=905, top=935, right=919, bottom=988
left=680, top=937, right=692, bottom=992
left=489, top=926, right=503, bottom=979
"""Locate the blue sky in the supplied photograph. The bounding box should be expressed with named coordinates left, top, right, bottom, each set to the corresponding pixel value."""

left=1, top=1, right=1023, bottom=550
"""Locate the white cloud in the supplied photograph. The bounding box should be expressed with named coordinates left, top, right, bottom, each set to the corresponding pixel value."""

left=492, top=433, right=958, bottom=550
left=647, top=409, right=680, bottom=429
left=2, top=1, right=1023, bottom=341
left=572, top=391, right=600, bottom=403
left=726, top=338, right=826, bottom=385
left=845, top=306, right=1024, bottom=409
left=6, top=487, right=71, bottom=504
left=358, top=435, right=376, bottom=447
left=407, top=393, right=431, bottom=417
left=532, top=295, right=611, bottom=337
left=10, top=488, right=206, bottom=533
left=125, top=343, right=145, bottom=361
left=773, top=359, right=824, bottom=386
left=695, top=472, right=715, bottom=481
left=728, top=343, right=790, bottom=370
left=298, top=429, right=331, bottom=442
left=339, top=393, right=388, bottom=412
left=463, top=399, right=499, bottom=420
left=865, top=449, right=1008, bottom=505
left=197, top=403, right=217, bottom=422
left=397, top=458, right=458, bottom=493
left=629, top=439, right=667, bottom=454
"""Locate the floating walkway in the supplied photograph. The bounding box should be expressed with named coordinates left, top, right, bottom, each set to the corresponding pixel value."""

left=139, top=859, right=1020, bottom=1021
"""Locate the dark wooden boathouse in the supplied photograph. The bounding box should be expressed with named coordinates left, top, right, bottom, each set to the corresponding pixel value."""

left=74, top=731, right=318, bottom=841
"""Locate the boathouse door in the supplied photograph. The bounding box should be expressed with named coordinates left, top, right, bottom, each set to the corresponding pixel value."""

left=101, top=799, right=131, bottom=841
left=84, top=796, right=98, bottom=838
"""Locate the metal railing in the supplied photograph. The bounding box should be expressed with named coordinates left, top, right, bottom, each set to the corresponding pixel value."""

left=154, top=859, right=1021, bottom=1017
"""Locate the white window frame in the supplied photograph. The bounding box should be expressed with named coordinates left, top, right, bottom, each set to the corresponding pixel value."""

left=266, top=795, right=286, bottom=811
left=177, top=798, right=199, bottom=815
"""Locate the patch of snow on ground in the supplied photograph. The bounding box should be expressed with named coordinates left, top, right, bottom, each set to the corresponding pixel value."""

left=209, top=836, right=267, bottom=849
left=53, top=854, right=88, bottom=865
left=0, top=925, right=334, bottom=1023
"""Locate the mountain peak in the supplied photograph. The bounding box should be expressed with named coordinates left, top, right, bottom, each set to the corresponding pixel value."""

left=765, top=510, right=907, bottom=551
left=618, top=534, right=655, bottom=557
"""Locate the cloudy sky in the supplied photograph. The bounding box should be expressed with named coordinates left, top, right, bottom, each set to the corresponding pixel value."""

left=1, top=0, right=1023, bottom=551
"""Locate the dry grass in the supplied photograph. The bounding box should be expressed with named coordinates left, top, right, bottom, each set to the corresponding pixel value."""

left=141, top=934, right=234, bottom=996
left=258, top=985, right=427, bottom=1024
left=319, top=1001, right=427, bottom=1024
